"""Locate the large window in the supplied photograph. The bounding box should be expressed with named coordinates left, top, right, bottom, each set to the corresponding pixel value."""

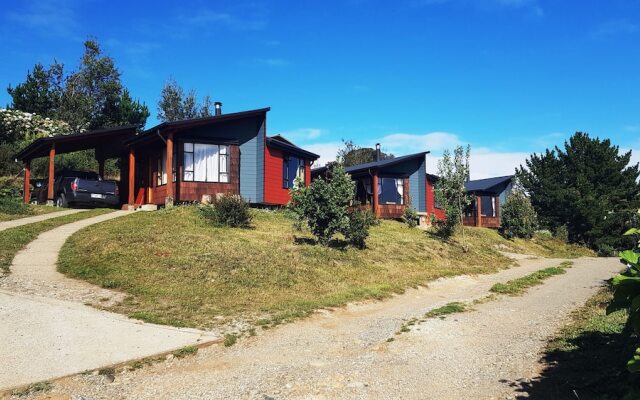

left=378, top=177, right=404, bottom=204
left=183, top=142, right=230, bottom=183
left=283, top=156, right=305, bottom=189
left=480, top=195, right=496, bottom=217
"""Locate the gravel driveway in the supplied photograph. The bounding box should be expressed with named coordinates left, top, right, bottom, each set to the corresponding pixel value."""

left=19, top=256, right=620, bottom=400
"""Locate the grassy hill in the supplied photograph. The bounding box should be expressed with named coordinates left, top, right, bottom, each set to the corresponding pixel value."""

left=59, top=206, right=594, bottom=329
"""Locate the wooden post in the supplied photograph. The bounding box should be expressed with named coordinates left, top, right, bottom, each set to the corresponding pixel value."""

left=98, top=158, right=105, bottom=179
left=165, top=132, right=174, bottom=201
left=128, top=148, right=135, bottom=205
left=475, top=195, right=482, bottom=227
left=47, top=144, right=55, bottom=204
left=495, top=196, right=500, bottom=219
left=372, top=173, right=380, bottom=218
left=23, top=161, right=31, bottom=204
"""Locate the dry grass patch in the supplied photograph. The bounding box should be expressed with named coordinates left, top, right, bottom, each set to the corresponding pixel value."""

left=58, top=206, right=593, bottom=329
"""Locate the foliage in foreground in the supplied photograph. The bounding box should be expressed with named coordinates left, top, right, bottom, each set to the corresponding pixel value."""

left=402, top=206, right=419, bottom=228
left=518, top=288, right=639, bottom=399
left=289, top=164, right=374, bottom=248
left=517, top=132, right=640, bottom=253
left=500, top=185, right=538, bottom=239
left=199, top=194, right=252, bottom=228
left=608, top=227, right=640, bottom=373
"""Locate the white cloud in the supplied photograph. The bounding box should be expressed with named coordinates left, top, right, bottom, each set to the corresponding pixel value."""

left=279, top=128, right=324, bottom=141
left=426, top=149, right=529, bottom=180
left=6, top=0, right=79, bottom=36
left=181, top=10, right=266, bottom=31
left=377, top=131, right=462, bottom=154
left=304, top=142, right=342, bottom=168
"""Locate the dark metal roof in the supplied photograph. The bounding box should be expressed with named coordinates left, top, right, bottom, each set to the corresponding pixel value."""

left=312, top=151, right=429, bottom=176
left=14, top=125, right=139, bottom=161
left=266, top=135, right=320, bottom=160
left=464, top=175, right=513, bottom=193
left=124, top=107, right=271, bottom=145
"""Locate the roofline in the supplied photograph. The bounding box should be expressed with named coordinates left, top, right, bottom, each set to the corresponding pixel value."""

left=124, top=107, right=271, bottom=145
left=15, top=125, right=139, bottom=161
left=311, top=151, right=430, bottom=175
left=466, top=174, right=514, bottom=183
left=266, top=136, right=320, bottom=160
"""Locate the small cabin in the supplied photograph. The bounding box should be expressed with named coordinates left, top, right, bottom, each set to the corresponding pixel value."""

left=463, top=175, right=514, bottom=228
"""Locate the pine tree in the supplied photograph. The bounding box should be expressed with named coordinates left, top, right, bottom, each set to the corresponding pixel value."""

left=517, top=132, right=640, bottom=252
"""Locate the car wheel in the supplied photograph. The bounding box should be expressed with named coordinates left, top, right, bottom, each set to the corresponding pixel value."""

left=56, top=194, right=68, bottom=208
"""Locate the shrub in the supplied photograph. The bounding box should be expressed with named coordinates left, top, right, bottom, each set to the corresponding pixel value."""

left=402, top=206, right=419, bottom=228
left=0, top=197, right=31, bottom=215
left=500, top=191, right=538, bottom=239
left=289, top=164, right=367, bottom=247
left=432, top=207, right=460, bottom=239
left=342, top=209, right=376, bottom=249
left=554, top=225, right=569, bottom=242
left=534, top=229, right=553, bottom=239
left=200, top=194, right=252, bottom=228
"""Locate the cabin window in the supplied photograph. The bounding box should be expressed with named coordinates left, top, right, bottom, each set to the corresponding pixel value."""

left=183, top=142, right=230, bottom=183
left=355, top=177, right=372, bottom=205
left=378, top=177, right=404, bottom=204
left=283, top=156, right=305, bottom=189
left=481, top=195, right=496, bottom=217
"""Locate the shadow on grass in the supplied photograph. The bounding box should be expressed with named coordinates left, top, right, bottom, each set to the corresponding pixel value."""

left=508, top=325, right=640, bottom=399
left=293, top=236, right=349, bottom=250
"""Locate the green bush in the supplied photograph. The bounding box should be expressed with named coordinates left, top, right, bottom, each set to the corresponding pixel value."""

left=432, top=206, right=459, bottom=238
left=0, top=197, right=31, bottom=215
left=500, top=191, right=538, bottom=239
left=343, top=209, right=376, bottom=249
left=554, top=225, right=569, bottom=242
left=199, top=194, right=252, bottom=228
left=402, top=206, right=419, bottom=228
left=534, top=229, right=553, bottom=239
left=289, top=164, right=371, bottom=247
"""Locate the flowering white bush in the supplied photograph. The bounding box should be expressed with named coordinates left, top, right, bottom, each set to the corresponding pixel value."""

left=0, top=109, right=72, bottom=144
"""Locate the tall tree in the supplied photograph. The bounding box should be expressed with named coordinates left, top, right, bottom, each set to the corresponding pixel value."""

left=336, top=139, right=394, bottom=167
left=7, top=62, right=64, bottom=118
left=57, top=39, right=149, bottom=131
left=157, top=78, right=213, bottom=122
left=517, top=132, right=640, bottom=252
left=434, top=145, right=472, bottom=245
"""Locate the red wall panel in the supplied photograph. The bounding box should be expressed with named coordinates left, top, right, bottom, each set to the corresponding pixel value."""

left=263, top=145, right=311, bottom=205
left=426, top=176, right=446, bottom=220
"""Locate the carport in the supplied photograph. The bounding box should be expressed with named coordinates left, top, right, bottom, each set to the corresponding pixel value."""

left=14, top=126, right=138, bottom=205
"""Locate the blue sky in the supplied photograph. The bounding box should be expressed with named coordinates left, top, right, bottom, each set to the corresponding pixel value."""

left=1, top=0, right=639, bottom=177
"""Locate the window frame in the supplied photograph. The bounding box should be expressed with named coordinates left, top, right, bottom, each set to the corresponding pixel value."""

left=283, top=155, right=306, bottom=189
left=377, top=176, right=405, bottom=205
left=182, top=142, right=231, bottom=183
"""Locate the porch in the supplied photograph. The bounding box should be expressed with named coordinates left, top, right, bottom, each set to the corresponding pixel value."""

left=463, top=194, right=501, bottom=228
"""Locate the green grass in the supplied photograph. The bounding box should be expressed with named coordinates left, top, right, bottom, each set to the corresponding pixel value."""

left=11, top=381, right=53, bottom=396
left=516, top=288, right=640, bottom=399
left=0, top=208, right=113, bottom=274
left=173, top=345, right=198, bottom=358
left=490, top=263, right=572, bottom=295
left=224, top=334, right=238, bottom=347
left=424, top=302, right=468, bottom=318
left=57, top=206, right=593, bottom=329
left=0, top=204, right=59, bottom=222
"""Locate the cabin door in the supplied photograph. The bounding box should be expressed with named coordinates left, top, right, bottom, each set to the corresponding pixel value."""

left=134, top=160, right=149, bottom=205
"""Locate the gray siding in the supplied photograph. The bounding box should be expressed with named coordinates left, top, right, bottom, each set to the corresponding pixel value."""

left=379, top=157, right=427, bottom=212
left=239, top=120, right=265, bottom=203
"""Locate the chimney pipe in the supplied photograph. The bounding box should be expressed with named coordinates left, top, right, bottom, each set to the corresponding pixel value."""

left=214, top=102, right=222, bottom=116
left=375, top=143, right=381, bottom=162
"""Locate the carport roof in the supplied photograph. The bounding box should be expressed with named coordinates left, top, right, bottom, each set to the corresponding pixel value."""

left=14, top=125, right=139, bottom=162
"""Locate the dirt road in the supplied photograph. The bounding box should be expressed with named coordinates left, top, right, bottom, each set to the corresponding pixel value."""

left=19, top=256, right=620, bottom=400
